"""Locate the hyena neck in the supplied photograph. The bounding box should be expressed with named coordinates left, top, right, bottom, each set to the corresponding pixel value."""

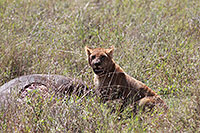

left=94, top=60, right=125, bottom=88
left=108, top=59, right=124, bottom=73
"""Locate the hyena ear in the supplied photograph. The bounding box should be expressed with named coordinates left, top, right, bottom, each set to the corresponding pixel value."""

left=85, top=46, right=92, bottom=57
left=106, top=45, right=115, bottom=58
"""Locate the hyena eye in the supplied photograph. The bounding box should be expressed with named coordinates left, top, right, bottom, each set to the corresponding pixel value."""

left=100, top=55, right=106, bottom=60
left=91, top=55, right=96, bottom=60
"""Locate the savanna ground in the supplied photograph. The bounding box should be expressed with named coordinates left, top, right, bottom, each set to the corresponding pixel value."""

left=0, top=0, right=200, bottom=132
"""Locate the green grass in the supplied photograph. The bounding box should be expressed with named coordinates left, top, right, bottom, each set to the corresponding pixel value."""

left=0, top=0, right=200, bottom=132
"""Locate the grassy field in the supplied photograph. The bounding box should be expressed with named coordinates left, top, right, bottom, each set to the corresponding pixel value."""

left=0, top=0, right=200, bottom=132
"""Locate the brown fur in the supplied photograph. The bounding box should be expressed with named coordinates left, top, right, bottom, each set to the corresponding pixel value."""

left=85, top=46, right=168, bottom=112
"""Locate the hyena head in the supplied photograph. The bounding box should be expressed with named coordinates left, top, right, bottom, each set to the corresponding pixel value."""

left=85, top=46, right=115, bottom=75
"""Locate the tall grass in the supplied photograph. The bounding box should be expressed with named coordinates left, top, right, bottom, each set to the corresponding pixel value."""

left=0, top=0, right=200, bottom=132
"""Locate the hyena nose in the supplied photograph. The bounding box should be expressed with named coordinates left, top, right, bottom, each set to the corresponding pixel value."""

left=94, top=61, right=101, bottom=66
